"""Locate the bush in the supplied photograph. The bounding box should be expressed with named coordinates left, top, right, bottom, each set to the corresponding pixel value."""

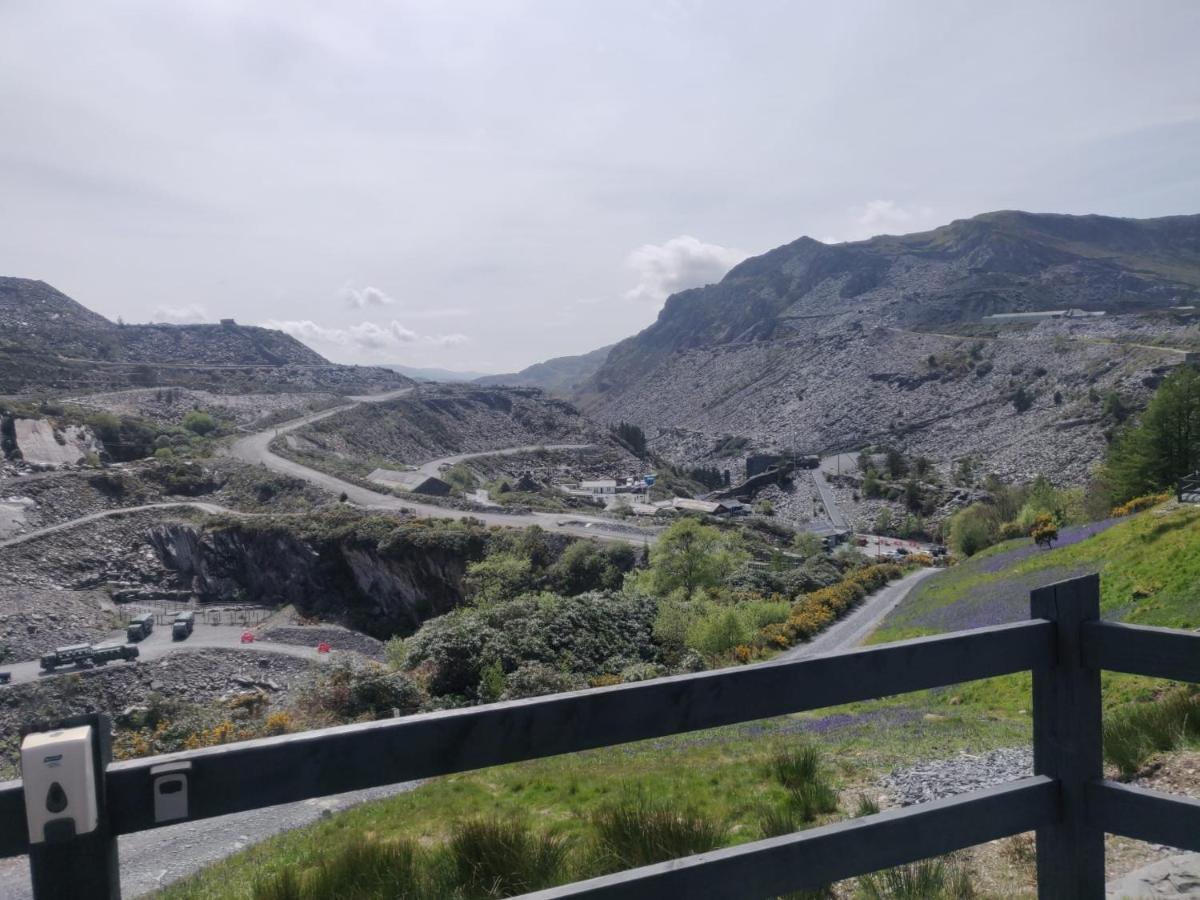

left=589, top=795, right=729, bottom=873
left=182, top=410, right=218, bottom=436
left=447, top=817, right=570, bottom=896
left=500, top=663, right=585, bottom=700
left=767, top=744, right=839, bottom=822
left=1111, top=492, right=1172, bottom=517
left=299, top=663, right=423, bottom=721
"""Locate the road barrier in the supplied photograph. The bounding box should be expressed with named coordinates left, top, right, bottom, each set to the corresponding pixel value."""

left=3, top=574, right=1198, bottom=898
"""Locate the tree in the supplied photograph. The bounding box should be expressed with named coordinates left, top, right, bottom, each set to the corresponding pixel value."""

left=903, top=477, right=925, bottom=512
left=862, top=469, right=883, bottom=498
left=792, top=531, right=823, bottom=558
left=1104, top=367, right=1200, bottom=503
left=875, top=507, right=893, bottom=534
left=182, top=411, right=217, bottom=436
left=1012, top=387, right=1034, bottom=413
left=613, top=422, right=647, bottom=457
left=885, top=448, right=908, bottom=478
left=1030, top=513, right=1058, bottom=549
left=638, top=518, right=747, bottom=599
left=463, top=553, right=533, bottom=606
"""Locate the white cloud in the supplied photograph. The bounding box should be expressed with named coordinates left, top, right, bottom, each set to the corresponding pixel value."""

left=151, top=303, right=208, bottom=324
left=624, top=235, right=747, bottom=306
left=263, top=318, right=467, bottom=355
left=854, top=200, right=935, bottom=232
left=340, top=284, right=396, bottom=308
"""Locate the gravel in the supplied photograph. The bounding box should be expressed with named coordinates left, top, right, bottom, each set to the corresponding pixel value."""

left=879, top=746, right=1034, bottom=806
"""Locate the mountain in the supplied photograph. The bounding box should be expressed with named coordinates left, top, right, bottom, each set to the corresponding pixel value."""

left=0, top=277, right=410, bottom=394
left=579, top=211, right=1200, bottom=482
left=383, top=365, right=493, bottom=383
left=476, top=344, right=613, bottom=395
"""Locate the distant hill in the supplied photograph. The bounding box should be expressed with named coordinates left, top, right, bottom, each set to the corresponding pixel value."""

left=383, top=365, right=493, bottom=383
left=578, top=211, right=1200, bottom=482
left=476, top=344, right=613, bottom=395
left=0, top=277, right=411, bottom=394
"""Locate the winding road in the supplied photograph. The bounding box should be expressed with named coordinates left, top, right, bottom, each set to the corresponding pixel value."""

left=779, top=566, right=941, bottom=660
left=227, top=390, right=651, bottom=543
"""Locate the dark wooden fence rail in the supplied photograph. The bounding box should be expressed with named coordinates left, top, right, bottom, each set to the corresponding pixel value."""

left=0, top=573, right=1197, bottom=899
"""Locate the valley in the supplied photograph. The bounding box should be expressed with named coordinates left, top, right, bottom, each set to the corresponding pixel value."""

left=2, top=211, right=1200, bottom=898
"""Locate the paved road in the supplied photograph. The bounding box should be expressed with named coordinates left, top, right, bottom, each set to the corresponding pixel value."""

left=810, top=468, right=848, bottom=530
left=779, top=567, right=941, bottom=660
left=0, top=622, right=330, bottom=685
left=229, top=391, right=652, bottom=544
left=0, top=780, right=421, bottom=900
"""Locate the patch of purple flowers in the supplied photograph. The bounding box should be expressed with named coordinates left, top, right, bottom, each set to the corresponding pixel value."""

left=978, top=517, right=1124, bottom=574
left=913, top=564, right=1098, bottom=632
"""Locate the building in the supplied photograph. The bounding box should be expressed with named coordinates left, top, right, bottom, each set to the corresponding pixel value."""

left=579, top=479, right=617, bottom=496
left=367, top=468, right=451, bottom=496
left=669, top=497, right=745, bottom=516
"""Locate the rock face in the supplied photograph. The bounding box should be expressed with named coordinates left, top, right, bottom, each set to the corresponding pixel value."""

left=10, top=419, right=103, bottom=467
left=580, top=211, right=1200, bottom=481
left=148, top=522, right=485, bottom=637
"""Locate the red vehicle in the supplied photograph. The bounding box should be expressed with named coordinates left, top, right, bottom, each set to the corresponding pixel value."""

left=317, top=642, right=331, bottom=654
left=240, top=631, right=255, bottom=644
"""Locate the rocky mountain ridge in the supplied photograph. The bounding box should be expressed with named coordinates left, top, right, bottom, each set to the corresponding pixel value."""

left=476, top=344, right=613, bottom=395
left=0, top=277, right=411, bottom=394
left=580, top=211, right=1200, bottom=481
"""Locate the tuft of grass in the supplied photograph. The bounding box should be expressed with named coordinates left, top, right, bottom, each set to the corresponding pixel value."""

left=1104, top=686, right=1200, bottom=778
left=589, top=794, right=729, bottom=873
left=250, top=839, right=443, bottom=900
left=767, top=744, right=840, bottom=822
left=446, top=817, right=571, bottom=897
left=855, top=856, right=975, bottom=899
left=855, top=794, right=881, bottom=817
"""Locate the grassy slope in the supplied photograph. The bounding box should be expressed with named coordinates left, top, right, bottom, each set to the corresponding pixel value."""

left=159, top=697, right=1026, bottom=899
left=875, top=503, right=1200, bottom=642
left=872, top=502, right=1200, bottom=712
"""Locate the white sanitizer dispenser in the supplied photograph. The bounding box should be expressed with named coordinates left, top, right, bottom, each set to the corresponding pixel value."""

left=20, top=724, right=100, bottom=843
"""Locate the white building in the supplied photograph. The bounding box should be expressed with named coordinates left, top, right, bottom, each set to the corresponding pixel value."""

left=579, top=479, right=617, bottom=496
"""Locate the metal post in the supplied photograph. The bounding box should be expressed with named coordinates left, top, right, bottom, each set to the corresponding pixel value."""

left=1031, top=575, right=1104, bottom=899
left=24, top=713, right=120, bottom=900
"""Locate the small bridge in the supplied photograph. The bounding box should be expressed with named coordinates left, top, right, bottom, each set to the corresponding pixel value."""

left=3, top=574, right=1198, bottom=898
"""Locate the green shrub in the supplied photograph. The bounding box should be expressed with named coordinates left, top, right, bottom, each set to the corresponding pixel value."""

left=855, top=856, right=975, bottom=899
left=589, top=795, right=729, bottom=873
left=182, top=410, right=218, bottom=436
left=768, top=744, right=839, bottom=822
left=446, top=817, right=570, bottom=896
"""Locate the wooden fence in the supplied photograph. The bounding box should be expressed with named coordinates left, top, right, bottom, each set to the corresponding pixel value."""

left=2, top=574, right=1198, bottom=898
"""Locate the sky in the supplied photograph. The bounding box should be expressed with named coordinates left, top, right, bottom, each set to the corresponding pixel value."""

left=1, top=1, right=1198, bottom=373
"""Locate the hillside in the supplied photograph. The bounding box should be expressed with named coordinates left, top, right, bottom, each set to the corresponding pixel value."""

left=0, top=277, right=410, bottom=394
left=283, top=384, right=613, bottom=471
left=875, top=502, right=1200, bottom=642
left=580, top=212, right=1200, bottom=480
left=477, top=344, right=613, bottom=395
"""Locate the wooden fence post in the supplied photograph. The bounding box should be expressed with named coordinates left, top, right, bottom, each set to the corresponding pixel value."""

left=1031, top=574, right=1104, bottom=899
left=24, top=712, right=120, bottom=900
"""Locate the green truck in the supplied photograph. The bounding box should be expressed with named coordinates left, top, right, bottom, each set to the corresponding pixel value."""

left=126, top=613, right=155, bottom=642
left=39, top=643, right=139, bottom=672
left=172, top=611, right=196, bottom=641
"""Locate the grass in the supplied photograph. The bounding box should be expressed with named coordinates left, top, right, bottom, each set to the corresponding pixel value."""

left=874, top=503, right=1200, bottom=644
left=589, top=794, right=729, bottom=872
left=855, top=856, right=975, bottom=899
left=1103, top=685, right=1200, bottom=778
left=158, top=702, right=1025, bottom=899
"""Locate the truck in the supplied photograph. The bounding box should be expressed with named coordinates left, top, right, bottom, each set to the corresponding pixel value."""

left=40, top=644, right=97, bottom=672
left=126, top=613, right=155, bottom=642
left=90, top=643, right=140, bottom=666
left=172, top=611, right=196, bottom=641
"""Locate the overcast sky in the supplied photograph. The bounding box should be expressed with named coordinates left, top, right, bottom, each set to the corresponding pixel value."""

left=2, top=2, right=1198, bottom=372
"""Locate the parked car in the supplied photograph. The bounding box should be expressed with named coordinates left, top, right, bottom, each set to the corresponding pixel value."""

left=0, top=672, right=10, bottom=684
left=172, top=611, right=196, bottom=641
left=126, top=613, right=155, bottom=642
left=240, top=631, right=255, bottom=644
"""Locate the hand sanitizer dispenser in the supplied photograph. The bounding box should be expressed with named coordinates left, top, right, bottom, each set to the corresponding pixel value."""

left=21, top=724, right=99, bottom=843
